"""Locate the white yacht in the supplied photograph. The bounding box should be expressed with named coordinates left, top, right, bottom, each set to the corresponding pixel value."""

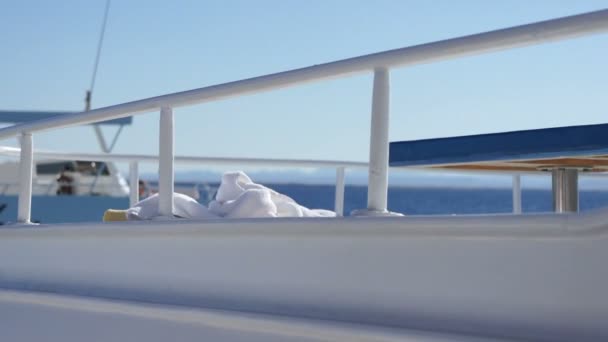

left=0, top=112, right=133, bottom=223
left=0, top=158, right=129, bottom=197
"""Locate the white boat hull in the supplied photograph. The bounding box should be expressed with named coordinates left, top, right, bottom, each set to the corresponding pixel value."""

left=1, top=211, right=607, bottom=340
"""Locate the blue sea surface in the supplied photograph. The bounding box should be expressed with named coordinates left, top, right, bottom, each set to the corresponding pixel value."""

left=5, top=184, right=607, bottom=224
left=212, top=184, right=608, bottom=215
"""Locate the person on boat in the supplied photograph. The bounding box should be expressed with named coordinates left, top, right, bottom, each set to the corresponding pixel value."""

left=56, top=164, right=76, bottom=195
left=138, top=180, right=150, bottom=199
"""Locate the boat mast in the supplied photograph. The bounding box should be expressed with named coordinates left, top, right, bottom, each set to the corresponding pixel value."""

left=86, top=0, right=115, bottom=153
left=85, top=0, right=120, bottom=194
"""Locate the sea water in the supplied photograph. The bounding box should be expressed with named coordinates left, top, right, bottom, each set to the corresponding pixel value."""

left=204, top=184, right=608, bottom=215
left=4, top=184, right=606, bottom=224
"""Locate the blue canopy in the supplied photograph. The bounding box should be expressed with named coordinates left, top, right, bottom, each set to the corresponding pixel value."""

left=389, top=123, right=608, bottom=171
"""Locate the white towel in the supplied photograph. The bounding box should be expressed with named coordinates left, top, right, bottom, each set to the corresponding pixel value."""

left=126, top=171, right=335, bottom=220
left=126, top=192, right=217, bottom=220
left=209, top=171, right=335, bottom=218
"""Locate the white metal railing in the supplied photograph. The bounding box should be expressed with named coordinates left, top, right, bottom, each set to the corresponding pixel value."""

left=0, top=146, right=367, bottom=168
left=0, top=181, right=127, bottom=196
left=0, top=9, right=606, bottom=223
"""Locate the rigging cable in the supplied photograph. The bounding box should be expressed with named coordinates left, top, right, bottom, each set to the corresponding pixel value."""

left=85, top=0, right=111, bottom=111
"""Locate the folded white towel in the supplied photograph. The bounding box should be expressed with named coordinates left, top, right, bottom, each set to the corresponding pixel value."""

left=125, top=171, right=336, bottom=220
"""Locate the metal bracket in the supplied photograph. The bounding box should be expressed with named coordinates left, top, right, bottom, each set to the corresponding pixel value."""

left=538, top=167, right=587, bottom=213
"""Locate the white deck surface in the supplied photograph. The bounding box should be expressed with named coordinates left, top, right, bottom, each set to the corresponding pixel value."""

left=0, top=289, right=499, bottom=341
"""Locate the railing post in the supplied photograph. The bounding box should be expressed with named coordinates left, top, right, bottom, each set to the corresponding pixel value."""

left=159, top=107, right=174, bottom=217
left=129, top=161, right=139, bottom=207
left=512, top=174, right=522, bottom=214
left=334, top=167, right=345, bottom=217
left=366, top=67, right=390, bottom=214
left=18, top=132, right=34, bottom=224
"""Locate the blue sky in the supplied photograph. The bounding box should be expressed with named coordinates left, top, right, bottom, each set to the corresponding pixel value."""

left=1, top=0, right=608, bottom=178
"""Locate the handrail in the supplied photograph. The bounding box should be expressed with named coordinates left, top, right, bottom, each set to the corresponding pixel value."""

left=0, top=146, right=368, bottom=168
left=0, top=9, right=606, bottom=140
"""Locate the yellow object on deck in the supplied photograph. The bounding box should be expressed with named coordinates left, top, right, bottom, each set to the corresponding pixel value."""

left=103, top=209, right=128, bottom=222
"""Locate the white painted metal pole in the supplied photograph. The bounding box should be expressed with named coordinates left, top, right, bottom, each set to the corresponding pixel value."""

left=367, top=68, right=390, bottom=213
left=158, top=107, right=174, bottom=217
left=512, top=174, right=522, bottom=214
left=334, top=167, right=345, bottom=217
left=17, top=132, right=33, bottom=223
left=129, top=161, right=139, bottom=207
